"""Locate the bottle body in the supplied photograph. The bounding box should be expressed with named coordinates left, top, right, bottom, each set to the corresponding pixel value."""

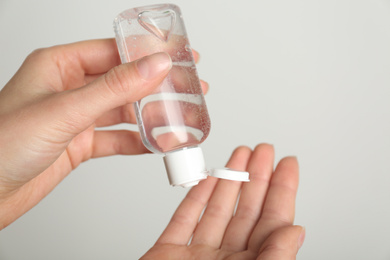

left=114, top=4, right=210, bottom=155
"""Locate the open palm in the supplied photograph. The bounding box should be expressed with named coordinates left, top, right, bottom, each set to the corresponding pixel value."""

left=142, top=144, right=305, bottom=259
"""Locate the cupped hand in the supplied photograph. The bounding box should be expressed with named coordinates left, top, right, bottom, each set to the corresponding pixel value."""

left=141, top=144, right=305, bottom=260
left=0, top=39, right=206, bottom=229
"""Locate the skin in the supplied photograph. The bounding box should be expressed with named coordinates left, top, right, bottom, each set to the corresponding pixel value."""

left=141, top=144, right=305, bottom=260
left=0, top=39, right=304, bottom=259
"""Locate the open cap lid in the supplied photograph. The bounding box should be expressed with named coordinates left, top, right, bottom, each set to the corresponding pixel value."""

left=208, top=168, right=250, bottom=182
left=163, top=147, right=250, bottom=188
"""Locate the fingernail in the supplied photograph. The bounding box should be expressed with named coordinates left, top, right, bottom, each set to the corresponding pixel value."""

left=136, top=52, right=172, bottom=80
left=298, top=227, right=306, bottom=249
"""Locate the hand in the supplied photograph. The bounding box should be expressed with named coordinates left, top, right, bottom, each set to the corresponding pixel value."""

left=141, top=144, right=305, bottom=259
left=0, top=39, right=206, bottom=229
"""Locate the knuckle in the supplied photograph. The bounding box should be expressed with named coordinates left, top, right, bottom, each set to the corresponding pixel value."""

left=170, top=212, right=192, bottom=226
left=25, top=44, right=70, bottom=64
left=25, top=48, right=48, bottom=64
left=25, top=46, right=60, bottom=66
left=103, top=65, right=135, bottom=97
left=28, top=48, right=45, bottom=57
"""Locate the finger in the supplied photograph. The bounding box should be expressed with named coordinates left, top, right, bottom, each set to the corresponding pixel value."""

left=156, top=146, right=251, bottom=246
left=221, top=143, right=274, bottom=251
left=257, top=226, right=305, bottom=260
left=200, top=80, right=209, bottom=94
left=49, top=52, right=172, bottom=140
left=155, top=176, right=219, bottom=245
left=91, top=130, right=149, bottom=158
left=248, top=156, right=299, bottom=252
left=95, top=104, right=136, bottom=127
left=84, top=73, right=105, bottom=85
left=58, top=39, right=121, bottom=75
left=81, top=45, right=203, bottom=87
left=94, top=79, right=209, bottom=128
left=86, top=72, right=208, bottom=95
left=190, top=146, right=252, bottom=248
left=192, top=49, right=200, bottom=63
left=0, top=39, right=121, bottom=107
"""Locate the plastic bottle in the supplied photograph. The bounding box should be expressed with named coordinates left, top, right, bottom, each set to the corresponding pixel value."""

left=114, top=4, right=249, bottom=187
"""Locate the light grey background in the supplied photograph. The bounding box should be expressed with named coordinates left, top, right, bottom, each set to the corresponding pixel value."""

left=1, top=0, right=389, bottom=259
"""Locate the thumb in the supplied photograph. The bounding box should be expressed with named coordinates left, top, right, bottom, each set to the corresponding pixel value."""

left=257, top=226, right=306, bottom=260
left=55, top=52, right=172, bottom=135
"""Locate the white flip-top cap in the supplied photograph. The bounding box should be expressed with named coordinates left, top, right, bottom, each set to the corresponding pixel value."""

left=163, top=146, right=250, bottom=188
left=163, top=146, right=208, bottom=187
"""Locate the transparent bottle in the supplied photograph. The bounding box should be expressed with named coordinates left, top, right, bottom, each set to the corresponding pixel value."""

left=114, top=4, right=248, bottom=187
